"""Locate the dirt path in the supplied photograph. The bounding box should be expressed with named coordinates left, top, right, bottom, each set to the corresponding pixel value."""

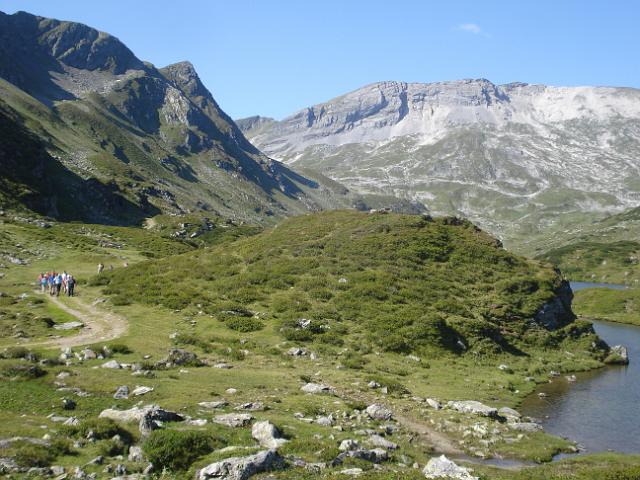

left=20, top=292, right=128, bottom=349
left=395, top=414, right=464, bottom=456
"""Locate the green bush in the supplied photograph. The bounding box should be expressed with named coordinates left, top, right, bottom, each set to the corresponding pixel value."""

left=225, top=316, right=263, bottom=332
left=142, top=429, right=223, bottom=471
left=108, top=343, right=132, bottom=354
left=9, top=441, right=54, bottom=467
left=1, top=363, right=46, bottom=379
left=60, top=418, right=133, bottom=444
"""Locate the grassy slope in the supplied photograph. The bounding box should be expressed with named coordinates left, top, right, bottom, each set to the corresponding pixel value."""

left=0, top=211, right=636, bottom=479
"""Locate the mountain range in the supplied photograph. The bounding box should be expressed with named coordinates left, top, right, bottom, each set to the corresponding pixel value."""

left=238, top=79, right=640, bottom=243
left=0, top=11, right=421, bottom=225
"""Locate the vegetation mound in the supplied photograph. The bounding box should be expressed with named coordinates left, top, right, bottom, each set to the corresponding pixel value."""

left=100, top=211, right=576, bottom=356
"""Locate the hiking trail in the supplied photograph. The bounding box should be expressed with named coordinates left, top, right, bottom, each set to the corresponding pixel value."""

left=21, top=292, right=128, bottom=349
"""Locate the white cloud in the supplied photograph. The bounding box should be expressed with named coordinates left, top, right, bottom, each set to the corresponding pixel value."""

left=457, top=23, right=482, bottom=34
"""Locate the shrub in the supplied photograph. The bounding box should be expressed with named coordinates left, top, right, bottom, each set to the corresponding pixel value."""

left=108, top=343, right=132, bottom=354
left=9, top=441, right=54, bottom=467
left=143, top=429, right=223, bottom=471
left=1, top=363, right=46, bottom=379
left=225, top=316, right=263, bottom=332
left=60, top=418, right=133, bottom=444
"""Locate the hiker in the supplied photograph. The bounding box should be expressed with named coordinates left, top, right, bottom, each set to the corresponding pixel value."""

left=108, top=264, right=113, bottom=272
left=67, top=275, right=75, bottom=297
left=38, top=273, right=46, bottom=292
left=49, top=272, right=56, bottom=295
left=98, top=263, right=104, bottom=274
left=61, top=271, right=68, bottom=295
left=54, top=272, right=63, bottom=297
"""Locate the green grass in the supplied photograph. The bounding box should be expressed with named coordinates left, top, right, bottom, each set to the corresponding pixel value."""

left=573, top=287, right=640, bottom=326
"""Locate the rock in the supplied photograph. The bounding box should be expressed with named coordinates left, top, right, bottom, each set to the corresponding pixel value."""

left=300, top=383, right=335, bottom=395
left=338, top=278, right=348, bottom=284
left=251, top=421, right=288, bottom=449
left=127, top=446, right=144, bottom=463
left=426, top=398, right=442, bottom=410
left=339, top=439, right=359, bottom=451
left=213, top=413, right=254, bottom=428
left=113, top=386, right=129, bottom=400
left=131, top=386, right=153, bottom=396
left=155, top=348, right=201, bottom=368
left=199, top=401, right=229, bottom=409
left=138, top=413, right=159, bottom=436
left=339, top=468, right=363, bottom=476
left=368, top=381, right=381, bottom=389
left=534, top=281, right=574, bottom=330
left=508, top=422, right=542, bottom=432
left=196, top=449, right=284, bottom=480
left=497, top=407, right=521, bottom=421
left=64, top=417, right=80, bottom=426
left=538, top=392, right=547, bottom=398
left=566, top=374, right=577, bottom=382
left=549, top=371, right=561, bottom=377
left=101, top=360, right=121, bottom=369
left=235, top=402, right=265, bottom=411
left=447, top=401, right=498, bottom=418
left=315, top=416, right=333, bottom=426
left=367, top=434, right=398, bottom=450
left=365, top=404, right=393, bottom=421
left=422, top=455, right=478, bottom=480
left=226, top=388, right=238, bottom=395
left=56, top=371, right=72, bottom=380
left=286, top=347, right=307, bottom=356
left=62, top=398, right=77, bottom=410
left=187, top=418, right=208, bottom=426
left=344, top=448, right=388, bottom=463
left=498, top=364, right=512, bottom=372
left=82, top=349, right=97, bottom=361
left=214, top=363, right=233, bottom=369
left=99, top=404, right=183, bottom=424
left=54, top=321, right=84, bottom=330
left=606, top=345, right=630, bottom=365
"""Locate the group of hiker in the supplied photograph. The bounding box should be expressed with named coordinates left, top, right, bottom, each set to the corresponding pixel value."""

left=38, top=271, right=76, bottom=297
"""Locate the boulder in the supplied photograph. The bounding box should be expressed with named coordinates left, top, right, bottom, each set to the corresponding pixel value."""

left=101, top=360, right=121, bottom=369
left=213, top=413, right=254, bottom=428
left=235, top=402, right=265, bottom=411
left=54, top=321, right=84, bottom=330
left=365, top=404, right=393, bottom=421
left=300, top=383, right=335, bottom=395
left=113, top=386, right=129, bottom=400
left=606, top=345, right=630, bottom=365
left=447, top=401, right=498, bottom=418
left=367, top=434, right=398, bottom=450
left=286, top=347, right=307, bottom=356
left=196, top=449, right=283, bottom=480
left=339, top=439, right=359, bottom=451
left=155, top=348, right=201, bottom=368
left=251, top=421, right=288, bottom=449
left=99, top=404, right=183, bottom=424
left=198, top=401, right=229, bottom=409
left=422, top=455, right=479, bottom=480
left=508, top=422, right=542, bottom=433
left=497, top=407, right=521, bottom=421
left=127, top=445, right=144, bottom=463
left=426, top=398, right=442, bottom=410
left=131, top=386, right=153, bottom=396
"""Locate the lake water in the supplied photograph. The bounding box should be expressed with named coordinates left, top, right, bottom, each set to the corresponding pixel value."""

left=520, top=282, right=640, bottom=454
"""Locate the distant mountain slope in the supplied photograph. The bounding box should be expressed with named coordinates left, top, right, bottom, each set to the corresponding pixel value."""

left=239, top=79, right=640, bottom=240
left=0, top=11, right=361, bottom=224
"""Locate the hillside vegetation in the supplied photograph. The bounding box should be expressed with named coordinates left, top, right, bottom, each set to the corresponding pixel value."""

left=99, top=210, right=580, bottom=357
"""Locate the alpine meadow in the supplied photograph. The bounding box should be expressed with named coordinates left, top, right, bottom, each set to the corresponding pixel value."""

left=1, top=3, right=640, bottom=480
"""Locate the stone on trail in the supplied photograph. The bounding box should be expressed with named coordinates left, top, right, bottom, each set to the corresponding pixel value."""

left=447, top=401, right=498, bottom=418
left=365, top=404, right=393, bottom=421
left=300, top=383, right=335, bottom=395
left=422, top=455, right=479, bottom=480
left=54, top=321, right=84, bottom=330
left=113, top=386, right=129, bottom=400
left=251, top=420, right=288, bottom=449
left=213, top=413, right=254, bottom=428
left=196, top=449, right=284, bottom=480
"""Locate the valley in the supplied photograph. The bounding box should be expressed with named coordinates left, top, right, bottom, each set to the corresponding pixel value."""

left=0, top=6, right=639, bottom=480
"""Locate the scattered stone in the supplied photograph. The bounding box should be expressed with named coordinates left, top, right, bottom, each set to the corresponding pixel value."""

left=538, top=392, right=547, bottom=398
left=57, top=371, right=72, bottom=380
left=81, top=349, right=97, bottom=361
left=214, top=363, right=233, bottom=369
left=566, top=375, right=577, bottom=382
left=252, top=421, right=288, bottom=449
left=127, top=446, right=144, bottom=463
left=301, top=383, right=335, bottom=395
left=422, top=455, right=478, bottom=480
left=226, top=388, right=238, bottom=395
left=447, top=401, right=498, bottom=418
left=62, top=398, right=76, bottom=410
left=339, top=439, right=360, bottom=451
left=365, top=404, right=393, bottom=421
left=497, top=407, right=521, bottom=421
left=426, top=398, right=442, bottom=410
left=368, top=381, right=381, bottom=389
left=187, top=419, right=208, bottom=427
left=367, top=434, right=398, bottom=450
left=113, top=386, right=129, bottom=400
left=338, top=468, right=363, bottom=476
left=606, top=345, right=630, bottom=365
left=508, top=422, right=542, bottom=433
left=64, top=417, right=80, bottom=426
left=235, top=402, right=265, bottom=411
left=198, top=401, right=228, bottom=409
left=99, top=404, right=183, bottom=424
left=213, top=413, right=254, bottom=428
left=549, top=371, right=560, bottom=377
left=101, top=360, right=121, bottom=369
left=287, top=347, right=307, bottom=356
left=131, top=386, right=154, bottom=396
left=316, top=416, right=334, bottom=427
left=155, top=348, right=201, bottom=368
left=54, top=321, right=84, bottom=331
left=196, top=449, right=284, bottom=480
left=497, top=364, right=511, bottom=372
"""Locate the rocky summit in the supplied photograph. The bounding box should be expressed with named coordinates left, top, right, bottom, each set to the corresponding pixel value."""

left=239, top=79, right=640, bottom=242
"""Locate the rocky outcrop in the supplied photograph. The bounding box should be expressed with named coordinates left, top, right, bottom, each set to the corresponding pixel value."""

left=447, top=401, right=498, bottom=418
left=213, top=413, right=254, bottom=428
left=196, top=449, right=284, bottom=480
left=365, top=404, right=393, bottom=421
left=605, top=345, right=630, bottom=365
left=534, top=280, right=575, bottom=330
left=251, top=421, right=288, bottom=449
left=99, top=404, right=183, bottom=424
left=300, top=383, right=335, bottom=395
left=423, top=455, right=478, bottom=480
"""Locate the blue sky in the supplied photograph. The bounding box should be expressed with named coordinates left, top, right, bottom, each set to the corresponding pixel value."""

left=1, top=1, right=639, bottom=119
